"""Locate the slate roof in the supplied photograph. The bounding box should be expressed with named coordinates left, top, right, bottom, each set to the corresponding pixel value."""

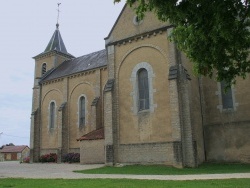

left=33, top=25, right=75, bottom=59
left=77, top=128, right=104, bottom=141
left=1, top=145, right=29, bottom=153
left=45, top=26, right=68, bottom=54
left=42, top=49, right=107, bottom=82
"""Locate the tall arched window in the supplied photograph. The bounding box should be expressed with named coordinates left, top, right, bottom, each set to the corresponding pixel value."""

left=42, top=63, right=47, bottom=76
left=79, top=96, right=86, bottom=128
left=138, top=68, right=149, bottom=111
left=221, top=81, right=233, bottom=109
left=49, top=102, right=55, bottom=129
left=131, top=62, right=155, bottom=114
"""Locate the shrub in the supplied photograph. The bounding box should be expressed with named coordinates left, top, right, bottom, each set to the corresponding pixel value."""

left=39, top=153, right=57, bottom=163
left=62, top=153, right=80, bottom=163
left=23, top=156, right=30, bottom=163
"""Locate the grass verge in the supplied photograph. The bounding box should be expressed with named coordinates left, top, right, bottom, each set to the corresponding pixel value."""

left=75, top=163, right=250, bottom=175
left=0, top=178, right=250, bottom=188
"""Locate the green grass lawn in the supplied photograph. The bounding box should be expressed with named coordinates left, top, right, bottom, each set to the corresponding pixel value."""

left=75, top=163, right=250, bottom=175
left=0, top=178, right=249, bottom=188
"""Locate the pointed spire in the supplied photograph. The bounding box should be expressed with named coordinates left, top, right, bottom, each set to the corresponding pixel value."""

left=44, top=28, right=68, bottom=53
left=44, top=3, right=68, bottom=54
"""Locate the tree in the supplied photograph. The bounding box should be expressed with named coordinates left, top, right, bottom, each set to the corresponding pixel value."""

left=114, top=0, right=250, bottom=85
left=0, top=143, right=14, bottom=149
left=6, top=143, right=15, bottom=146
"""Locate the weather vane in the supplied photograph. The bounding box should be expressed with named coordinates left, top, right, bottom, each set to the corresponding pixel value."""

left=56, top=3, right=61, bottom=28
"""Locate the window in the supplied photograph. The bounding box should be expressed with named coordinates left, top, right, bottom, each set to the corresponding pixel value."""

left=138, top=68, right=150, bottom=111
left=133, top=15, right=143, bottom=25
left=49, top=102, right=55, bottom=129
left=42, top=63, right=47, bottom=76
left=79, top=96, right=86, bottom=128
left=131, top=62, right=155, bottom=114
left=221, top=81, right=233, bottom=109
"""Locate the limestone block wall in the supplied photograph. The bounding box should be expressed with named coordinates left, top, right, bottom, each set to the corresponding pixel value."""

left=111, top=30, right=177, bottom=166
left=40, top=149, right=58, bottom=156
left=30, top=109, right=41, bottom=162
left=35, top=54, right=70, bottom=78
left=115, top=32, right=172, bottom=145
left=35, top=56, right=55, bottom=78
left=68, top=76, right=95, bottom=150
left=118, top=142, right=173, bottom=164
left=80, top=139, right=105, bottom=164
left=106, top=5, right=169, bottom=44
left=40, top=81, right=64, bottom=150
left=61, top=102, right=69, bottom=157
left=180, top=53, right=205, bottom=165
left=205, top=122, right=250, bottom=163
left=37, top=66, right=107, bottom=159
left=202, top=76, right=250, bottom=163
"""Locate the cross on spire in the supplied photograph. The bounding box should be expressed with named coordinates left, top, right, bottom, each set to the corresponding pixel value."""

left=56, top=3, right=61, bottom=29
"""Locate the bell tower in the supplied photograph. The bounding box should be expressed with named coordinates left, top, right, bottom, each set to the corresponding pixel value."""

left=33, top=3, right=74, bottom=80
left=30, top=3, right=74, bottom=162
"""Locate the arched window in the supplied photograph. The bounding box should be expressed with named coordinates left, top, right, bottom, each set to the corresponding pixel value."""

left=79, top=96, right=86, bottom=128
left=138, top=68, right=149, bottom=111
left=221, top=81, right=233, bottom=109
left=42, top=63, right=47, bottom=76
left=49, top=102, right=55, bottom=129
left=131, top=62, right=155, bottom=114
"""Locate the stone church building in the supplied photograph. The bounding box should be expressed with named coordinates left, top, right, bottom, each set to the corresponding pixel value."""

left=30, top=5, right=249, bottom=167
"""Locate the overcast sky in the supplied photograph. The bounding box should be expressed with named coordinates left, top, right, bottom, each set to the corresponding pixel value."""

left=0, top=0, right=125, bottom=147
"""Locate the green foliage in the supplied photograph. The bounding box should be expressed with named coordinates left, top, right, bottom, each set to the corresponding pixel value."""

left=114, top=0, right=250, bottom=85
left=0, top=178, right=250, bottom=188
left=76, top=163, right=250, bottom=175
left=0, top=143, right=15, bottom=149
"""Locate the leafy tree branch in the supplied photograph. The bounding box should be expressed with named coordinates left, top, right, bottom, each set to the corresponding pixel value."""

left=114, top=0, right=250, bottom=85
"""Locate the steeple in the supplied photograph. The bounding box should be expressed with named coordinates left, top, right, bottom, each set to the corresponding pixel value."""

left=44, top=26, right=68, bottom=54
left=44, top=3, right=68, bottom=54
left=33, top=3, right=74, bottom=61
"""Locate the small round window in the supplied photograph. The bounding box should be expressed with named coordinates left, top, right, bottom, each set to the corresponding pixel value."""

left=133, top=15, right=143, bottom=26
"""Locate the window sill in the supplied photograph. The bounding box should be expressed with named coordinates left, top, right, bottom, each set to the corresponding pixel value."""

left=138, top=109, right=150, bottom=114
left=221, top=108, right=235, bottom=113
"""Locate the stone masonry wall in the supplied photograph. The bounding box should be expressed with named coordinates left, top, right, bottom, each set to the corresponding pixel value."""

left=80, top=139, right=105, bottom=164
left=118, top=142, right=173, bottom=165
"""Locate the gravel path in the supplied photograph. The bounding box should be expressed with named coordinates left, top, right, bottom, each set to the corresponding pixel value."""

left=0, top=161, right=249, bottom=180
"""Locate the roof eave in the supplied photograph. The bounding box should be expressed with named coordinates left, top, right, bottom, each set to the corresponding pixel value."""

left=33, top=50, right=75, bottom=60
left=40, top=64, right=107, bottom=84
left=105, top=25, right=173, bottom=47
left=104, top=4, right=127, bottom=40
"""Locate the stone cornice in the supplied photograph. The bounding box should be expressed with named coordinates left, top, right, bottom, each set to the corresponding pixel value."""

left=41, top=66, right=107, bottom=86
left=42, top=78, right=64, bottom=86
left=106, top=25, right=173, bottom=47
left=33, top=50, right=74, bottom=60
